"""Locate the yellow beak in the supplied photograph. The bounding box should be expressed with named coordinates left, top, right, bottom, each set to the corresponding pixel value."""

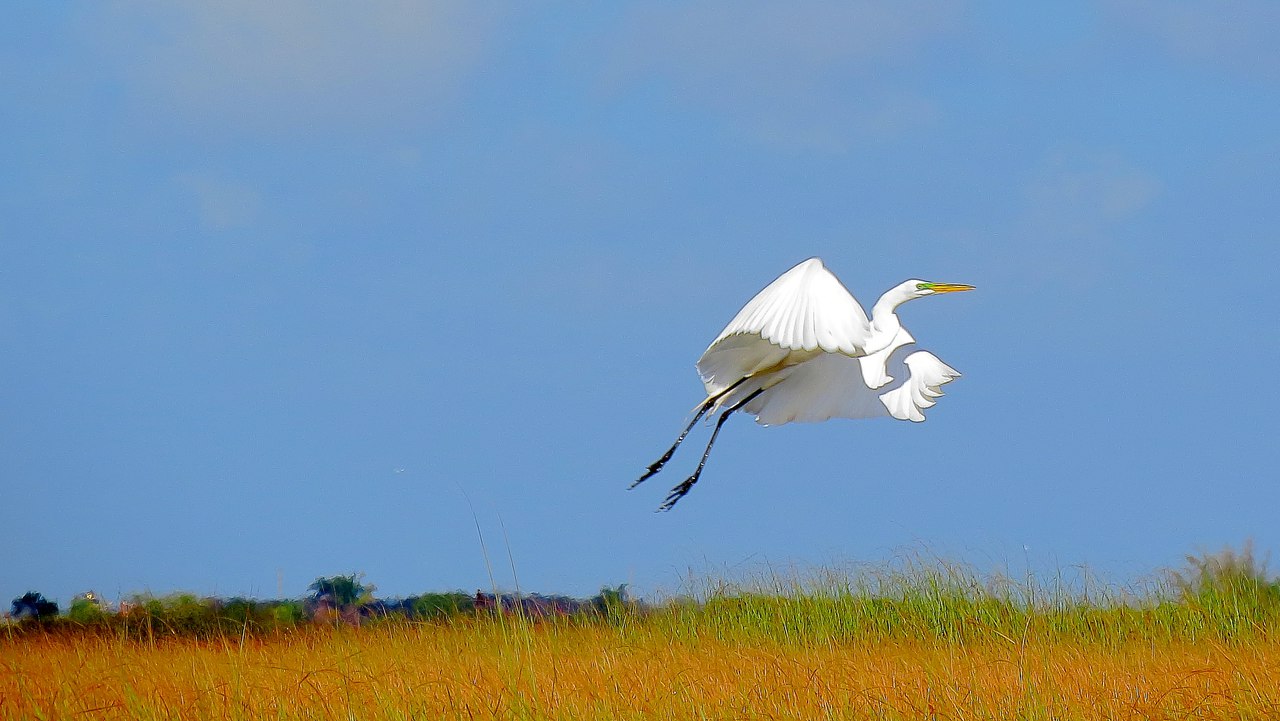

left=929, top=283, right=975, bottom=293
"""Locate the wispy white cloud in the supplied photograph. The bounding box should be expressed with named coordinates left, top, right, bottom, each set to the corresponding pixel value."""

left=1103, top=0, right=1280, bottom=80
left=1024, top=151, right=1162, bottom=226
left=1009, top=148, right=1162, bottom=287
left=733, top=89, right=940, bottom=155
left=608, top=0, right=963, bottom=152
left=87, top=1, right=504, bottom=134
left=176, top=172, right=262, bottom=231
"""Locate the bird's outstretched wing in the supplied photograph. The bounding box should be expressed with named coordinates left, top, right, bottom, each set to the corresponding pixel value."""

left=878, top=350, right=960, bottom=422
left=737, top=343, right=961, bottom=426
left=696, top=258, right=872, bottom=395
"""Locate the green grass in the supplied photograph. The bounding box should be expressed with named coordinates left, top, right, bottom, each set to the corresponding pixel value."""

left=633, top=545, right=1280, bottom=647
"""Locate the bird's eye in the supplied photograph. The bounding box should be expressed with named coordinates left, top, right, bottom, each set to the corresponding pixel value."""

left=916, top=282, right=930, bottom=291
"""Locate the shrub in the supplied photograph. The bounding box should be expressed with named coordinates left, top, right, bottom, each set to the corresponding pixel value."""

left=67, top=598, right=105, bottom=624
left=10, top=592, right=58, bottom=621
left=408, top=592, right=472, bottom=620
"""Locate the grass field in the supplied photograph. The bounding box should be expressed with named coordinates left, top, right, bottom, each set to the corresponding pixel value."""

left=6, top=552, right=1280, bottom=720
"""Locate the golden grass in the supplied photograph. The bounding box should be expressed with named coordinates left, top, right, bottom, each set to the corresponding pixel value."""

left=6, top=619, right=1280, bottom=720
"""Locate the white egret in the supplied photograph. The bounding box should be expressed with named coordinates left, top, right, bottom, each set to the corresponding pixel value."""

left=633, top=257, right=973, bottom=511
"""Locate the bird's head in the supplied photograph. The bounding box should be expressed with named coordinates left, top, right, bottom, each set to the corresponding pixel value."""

left=904, top=279, right=975, bottom=299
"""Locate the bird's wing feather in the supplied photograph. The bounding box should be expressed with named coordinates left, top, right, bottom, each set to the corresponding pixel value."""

left=740, top=354, right=886, bottom=425
left=696, top=258, right=871, bottom=394
left=740, top=345, right=961, bottom=426
left=712, top=257, right=870, bottom=353
left=696, top=333, right=792, bottom=397
left=877, top=351, right=961, bottom=422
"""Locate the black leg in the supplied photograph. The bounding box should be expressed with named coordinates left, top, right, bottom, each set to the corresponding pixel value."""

left=631, top=375, right=750, bottom=488
left=658, top=387, right=765, bottom=511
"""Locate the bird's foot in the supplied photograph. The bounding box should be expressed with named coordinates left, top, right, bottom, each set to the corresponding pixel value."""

left=630, top=456, right=669, bottom=489
left=658, top=475, right=698, bottom=512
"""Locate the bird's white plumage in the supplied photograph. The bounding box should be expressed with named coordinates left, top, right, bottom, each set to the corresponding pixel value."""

left=878, top=351, right=960, bottom=422
left=697, top=258, right=872, bottom=395
left=724, top=339, right=960, bottom=426
left=858, top=327, right=914, bottom=390
left=633, top=257, right=971, bottom=510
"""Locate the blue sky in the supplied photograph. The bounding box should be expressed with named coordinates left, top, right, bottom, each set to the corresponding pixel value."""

left=4, top=1, right=1279, bottom=606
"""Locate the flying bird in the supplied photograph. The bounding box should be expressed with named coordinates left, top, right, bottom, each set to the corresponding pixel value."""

left=633, top=257, right=973, bottom=511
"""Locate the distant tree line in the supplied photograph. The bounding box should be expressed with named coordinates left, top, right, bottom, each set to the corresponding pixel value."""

left=9, top=545, right=1280, bottom=643
left=4, top=575, right=634, bottom=638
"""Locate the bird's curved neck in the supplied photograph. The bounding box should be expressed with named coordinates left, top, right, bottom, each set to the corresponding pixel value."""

left=867, top=287, right=911, bottom=352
